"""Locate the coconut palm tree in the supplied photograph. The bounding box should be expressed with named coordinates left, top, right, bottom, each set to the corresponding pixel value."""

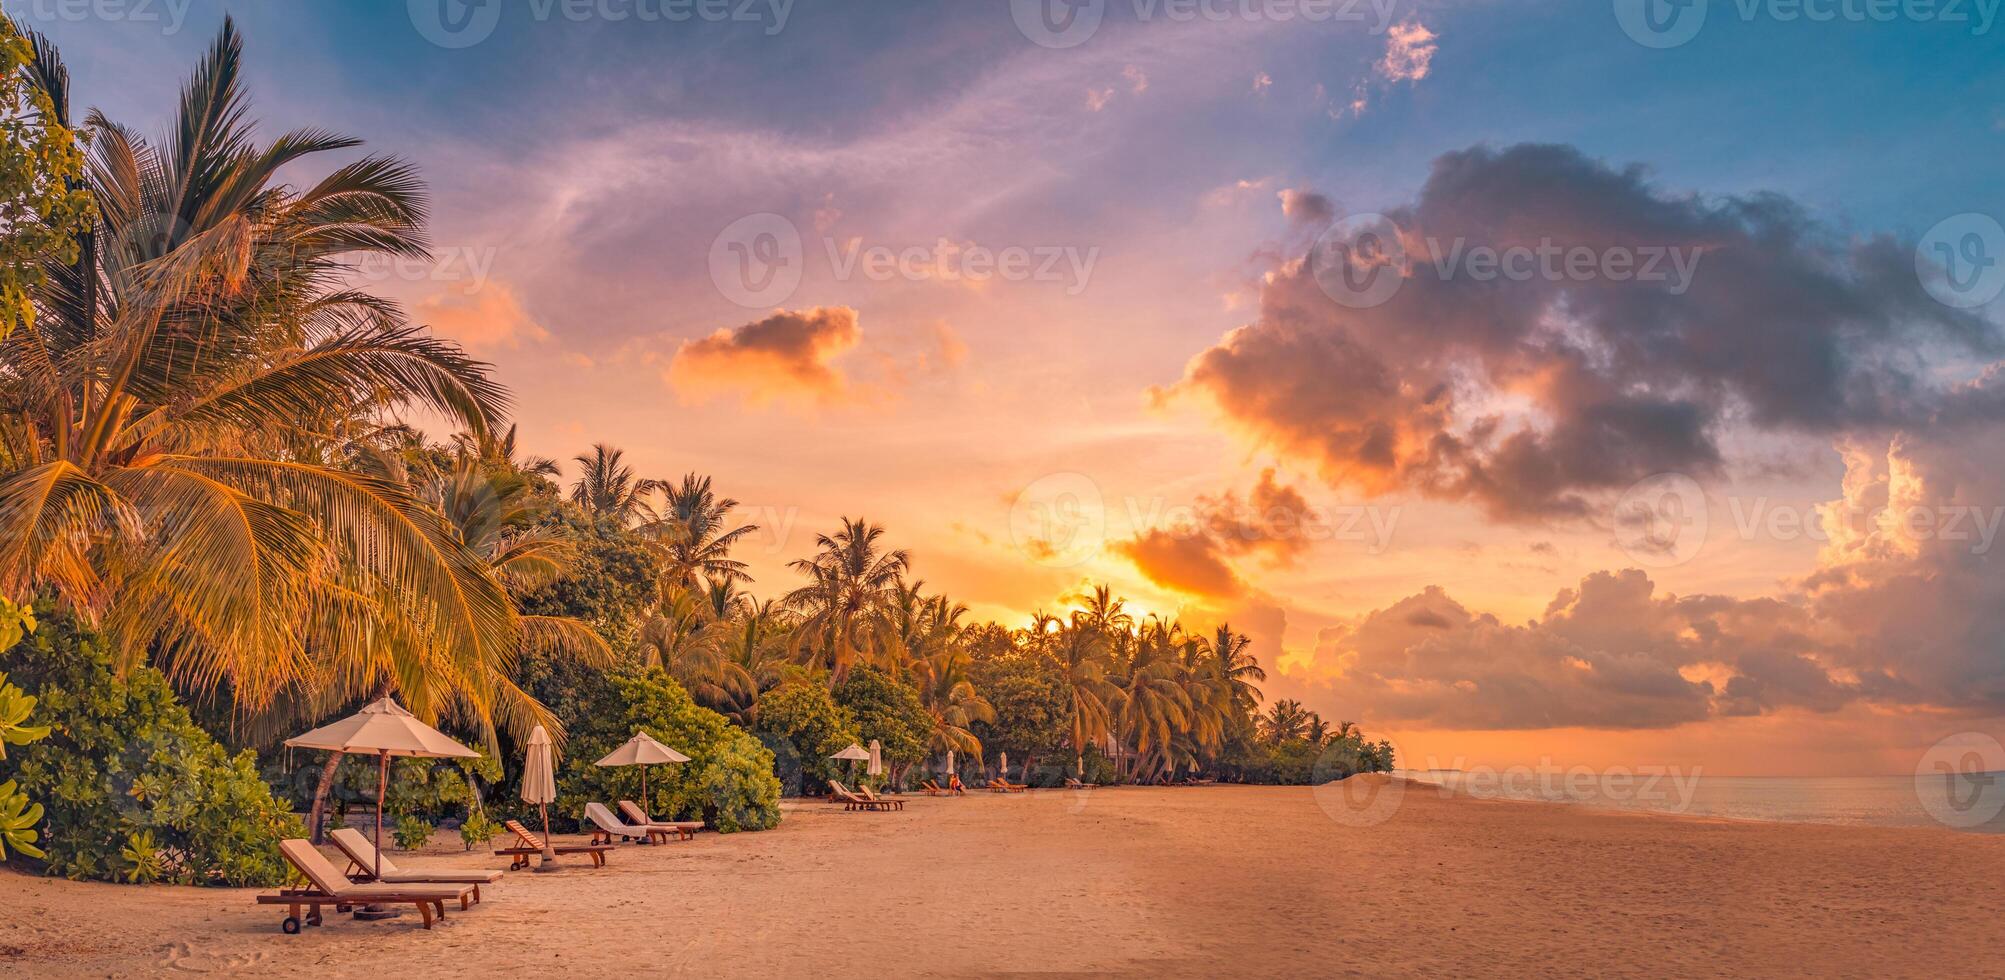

left=908, top=642, right=995, bottom=764
left=568, top=443, right=658, bottom=526
left=783, top=518, right=908, bottom=681
left=0, top=21, right=516, bottom=717
left=1113, top=619, right=1191, bottom=783
left=1260, top=699, right=1314, bottom=745
left=1207, top=624, right=1266, bottom=712
left=649, top=472, right=758, bottom=587
left=711, top=598, right=790, bottom=726
left=1050, top=615, right=1114, bottom=775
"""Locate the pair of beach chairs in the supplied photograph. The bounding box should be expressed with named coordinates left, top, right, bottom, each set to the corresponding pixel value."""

left=827, top=779, right=905, bottom=811
left=260, top=817, right=634, bottom=932
left=920, top=778, right=963, bottom=797
left=583, top=800, right=704, bottom=845
left=987, top=778, right=1029, bottom=793
left=258, top=832, right=502, bottom=934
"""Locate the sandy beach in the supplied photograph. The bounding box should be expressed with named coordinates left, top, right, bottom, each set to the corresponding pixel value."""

left=3, top=780, right=2001, bottom=978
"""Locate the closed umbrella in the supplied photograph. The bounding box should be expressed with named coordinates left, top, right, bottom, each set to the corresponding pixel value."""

left=285, top=698, right=480, bottom=883
left=1000, top=751, right=1009, bottom=781
left=522, top=726, right=559, bottom=869
left=594, top=731, right=690, bottom=818
left=867, top=739, right=883, bottom=777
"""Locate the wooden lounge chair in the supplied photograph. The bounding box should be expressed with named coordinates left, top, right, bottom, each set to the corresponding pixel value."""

left=495, top=820, right=614, bottom=870
left=259, top=839, right=476, bottom=933
left=855, top=785, right=905, bottom=810
left=618, top=800, right=700, bottom=840
left=827, top=780, right=897, bottom=811
left=330, top=828, right=501, bottom=897
left=584, top=802, right=671, bottom=845
left=1063, top=777, right=1087, bottom=789
left=987, top=778, right=1028, bottom=793
left=920, top=779, right=953, bottom=797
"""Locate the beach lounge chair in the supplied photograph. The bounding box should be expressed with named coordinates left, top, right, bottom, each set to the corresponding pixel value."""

left=855, top=784, right=905, bottom=810
left=920, top=779, right=953, bottom=797
left=495, top=820, right=614, bottom=870
left=618, top=800, right=701, bottom=840
left=1063, top=777, right=1086, bottom=789
left=827, top=780, right=897, bottom=811
left=987, top=778, right=1028, bottom=793
left=258, top=839, right=476, bottom=933
left=330, top=828, right=501, bottom=896
left=584, top=802, right=671, bottom=845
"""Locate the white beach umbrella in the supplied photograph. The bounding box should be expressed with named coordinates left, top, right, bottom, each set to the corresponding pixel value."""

left=831, top=743, right=870, bottom=762
left=522, top=726, right=559, bottom=867
left=867, top=739, right=883, bottom=777
left=1000, top=751, right=1009, bottom=780
left=285, top=698, right=479, bottom=882
left=945, top=749, right=955, bottom=776
left=594, top=731, right=690, bottom=816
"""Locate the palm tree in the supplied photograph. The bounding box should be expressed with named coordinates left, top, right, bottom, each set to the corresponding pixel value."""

left=1070, top=583, right=1133, bottom=639
left=568, top=443, right=657, bottom=526
left=1207, top=624, right=1266, bottom=712
left=783, top=518, right=909, bottom=681
left=1113, top=619, right=1191, bottom=783
left=908, top=643, right=995, bottom=765
left=649, top=473, right=758, bottom=586
left=711, top=598, right=790, bottom=726
left=1050, top=616, right=1114, bottom=775
left=0, top=21, right=516, bottom=718
left=1260, top=699, right=1313, bottom=745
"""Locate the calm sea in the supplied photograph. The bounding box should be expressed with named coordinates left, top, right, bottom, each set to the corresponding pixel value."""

left=1396, top=769, right=2005, bottom=833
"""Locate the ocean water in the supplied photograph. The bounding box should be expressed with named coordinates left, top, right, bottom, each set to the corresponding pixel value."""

left=1396, top=768, right=2005, bottom=833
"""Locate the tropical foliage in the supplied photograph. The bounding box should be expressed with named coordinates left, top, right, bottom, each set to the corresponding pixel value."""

left=3, top=605, right=302, bottom=885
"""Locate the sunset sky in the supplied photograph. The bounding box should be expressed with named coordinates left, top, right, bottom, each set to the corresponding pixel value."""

left=36, top=0, right=2005, bottom=775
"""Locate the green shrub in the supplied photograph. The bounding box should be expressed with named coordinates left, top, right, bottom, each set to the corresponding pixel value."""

left=753, top=676, right=858, bottom=795
left=559, top=667, right=781, bottom=833
left=458, top=810, right=499, bottom=850
left=392, top=814, right=433, bottom=851
left=831, top=665, right=931, bottom=781
left=1, top=604, right=303, bottom=885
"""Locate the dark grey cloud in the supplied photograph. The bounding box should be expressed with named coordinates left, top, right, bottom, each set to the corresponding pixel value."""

left=1174, top=143, right=1998, bottom=518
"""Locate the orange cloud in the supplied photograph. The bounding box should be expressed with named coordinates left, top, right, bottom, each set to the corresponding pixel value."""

left=413, top=282, right=549, bottom=351
left=669, top=306, right=862, bottom=406
left=1115, top=529, right=1245, bottom=599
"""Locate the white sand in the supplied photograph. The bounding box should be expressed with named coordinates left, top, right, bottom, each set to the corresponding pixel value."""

left=4, top=779, right=2003, bottom=977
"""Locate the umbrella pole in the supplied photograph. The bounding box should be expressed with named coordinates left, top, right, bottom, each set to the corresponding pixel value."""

left=538, top=801, right=557, bottom=869
left=353, top=750, right=398, bottom=921
left=642, top=766, right=648, bottom=819
left=375, top=751, right=387, bottom=880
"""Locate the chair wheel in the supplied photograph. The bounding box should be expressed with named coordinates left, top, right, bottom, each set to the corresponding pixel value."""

left=281, top=916, right=302, bottom=935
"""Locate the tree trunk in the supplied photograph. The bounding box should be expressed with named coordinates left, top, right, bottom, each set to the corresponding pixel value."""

left=307, top=751, right=343, bottom=844
left=1020, top=753, right=1036, bottom=785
